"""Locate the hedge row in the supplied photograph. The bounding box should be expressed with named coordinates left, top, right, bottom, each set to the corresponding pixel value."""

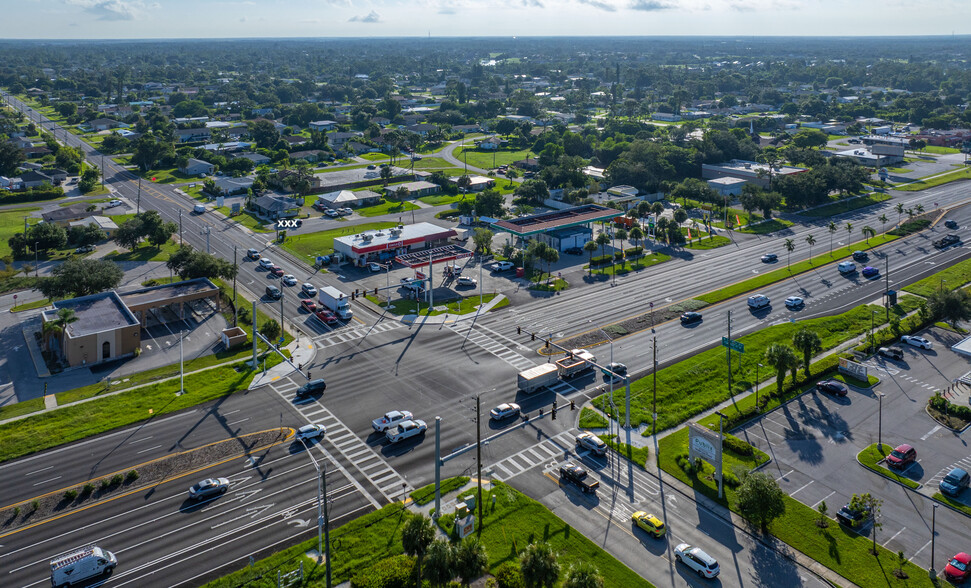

left=0, top=186, right=65, bottom=205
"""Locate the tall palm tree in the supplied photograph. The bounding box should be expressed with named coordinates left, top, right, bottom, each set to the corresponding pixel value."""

left=425, top=540, right=456, bottom=588
left=629, top=226, right=644, bottom=253
left=878, top=214, right=888, bottom=235
left=520, top=542, right=560, bottom=588
left=401, top=514, right=436, bottom=586
left=784, top=238, right=795, bottom=269
left=583, top=240, right=598, bottom=276
left=45, top=307, right=79, bottom=356
left=906, top=208, right=914, bottom=220
left=845, top=222, right=853, bottom=247
left=615, top=228, right=628, bottom=268
left=805, top=234, right=816, bottom=262
left=792, top=329, right=822, bottom=378
left=595, top=232, right=611, bottom=275
left=764, top=343, right=799, bottom=396
left=828, top=221, right=837, bottom=256
left=895, top=202, right=905, bottom=227
left=861, top=225, right=875, bottom=246
left=915, top=203, right=925, bottom=215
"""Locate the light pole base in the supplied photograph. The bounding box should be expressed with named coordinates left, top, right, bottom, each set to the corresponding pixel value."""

left=928, top=568, right=936, bottom=580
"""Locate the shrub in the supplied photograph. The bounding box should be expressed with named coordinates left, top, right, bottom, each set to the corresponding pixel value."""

left=99, top=478, right=110, bottom=490
left=590, top=254, right=612, bottom=266
left=625, top=246, right=644, bottom=257
left=31, top=500, right=39, bottom=511
left=349, top=553, right=415, bottom=588
left=110, top=474, right=124, bottom=486
left=63, top=489, right=78, bottom=501
left=13, top=506, right=20, bottom=517
left=125, top=470, right=139, bottom=483
left=80, top=483, right=94, bottom=497
left=495, top=562, right=524, bottom=588
left=723, top=433, right=755, bottom=456
left=613, top=251, right=624, bottom=260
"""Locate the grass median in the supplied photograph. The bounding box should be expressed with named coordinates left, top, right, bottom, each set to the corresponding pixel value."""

left=904, top=256, right=971, bottom=297
left=737, top=218, right=794, bottom=235
left=858, top=443, right=921, bottom=489
left=409, top=476, right=470, bottom=506
left=696, top=233, right=898, bottom=305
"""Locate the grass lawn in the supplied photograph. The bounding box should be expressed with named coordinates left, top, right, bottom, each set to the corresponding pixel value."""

left=112, top=158, right=195, bottom=184
left=454, top=147, right=531, bottom=170
left=920, top=145, right=961, bottom=155
left=658, top=429, right=932, bottom=588
left=354, top=198, right=419, bottom=218
left=435, top=482, right=651, bottom=587
left=933, top=492, right=971, bottom=518
left=214, top=206, right=275, bottom=233
left=530, top=277, right=569, bottom=291
left=579, top=407, right=608, bottom=428
left=600, top=434, right=649, bottom=469
left=696, top=233, right=898, bottom=305
left=833, top=373, right=880, bottom=388
left=904, top=256, right=971, bottom=297
left=800, top=193, right=892, bottom=218
left=409, top=476, right=470, bottom=506
left=11, top=298, right=53, bottom=313
left=418, top=193, right=470, bottom=206
left=895, top=167, right=971, bottom=191
left=0, top=397, right=45, bottom=422
left=282, top=221, right=398, bottom=264
left=736, top=218, right=795, bottom=235
left=366, top=293, right=501, bottom=316
left=585, top=252, right=672, bottom=276
left=408, top=157, right=467, bottom=176
left=684, top=234, right=732, bottom=250
left=0, top=207, right=41, bottom=258
left=105, top=240, right=180, bottom=262
left=858, top=443, right=921, bottom=489
left=594, top=303, right=895, bottom=432
left=59, top=197, right=112, bottom=207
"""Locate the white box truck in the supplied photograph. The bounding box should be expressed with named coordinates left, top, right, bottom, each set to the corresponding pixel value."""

left=518, top=364, right=560, bottom=393
left=555, top=349, right=596, bottom=378
left=50, top=546, right=117, bottom=587
left=318, top=286, right=353, bottom=320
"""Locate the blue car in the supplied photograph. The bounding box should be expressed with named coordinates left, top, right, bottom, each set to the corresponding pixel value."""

left=862, top=266, right=879, bottom=278
left=940, top=467, right=971, bottom=497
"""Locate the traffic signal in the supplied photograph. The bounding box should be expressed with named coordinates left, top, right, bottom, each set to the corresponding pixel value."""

left=545, top=339, right=550, bottom=349
left=350, top=291, right=355, bottom=300
left=517, top=326, right=521, bottom=335
left=552, top=400, right=557, bottom=420
left=531, top=333, right=536, bottom=341
left=374, top=288, right=378, bottom=296
left=570, top=399, right=576, bottom=411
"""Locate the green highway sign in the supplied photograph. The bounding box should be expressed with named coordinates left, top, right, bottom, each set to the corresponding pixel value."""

left=721, top=336, right=744, bottom=353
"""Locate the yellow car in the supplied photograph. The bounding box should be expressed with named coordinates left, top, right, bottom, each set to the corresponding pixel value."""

left=632, top=511, right=666, bottom=538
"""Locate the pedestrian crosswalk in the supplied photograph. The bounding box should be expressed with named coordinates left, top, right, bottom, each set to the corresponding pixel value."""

left=487, top=431, right=576, bottom=481
left=267, top=378, right=409, bottom=504
left=448, top=324, right=536, bottom=371
left=313, top=321, right=404, bottom=348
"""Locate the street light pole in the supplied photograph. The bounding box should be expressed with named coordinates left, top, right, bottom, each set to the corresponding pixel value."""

left=878, top=392, right=885, bottom=449
left=34, top=241, right=38, bottom=277
left=930, top=503, right=938, bottom=579
left=298, top=438, right=331, bottom=587
left=652, top=335, right=658, bottom=437
left=756, top=363, right=763, bottom=412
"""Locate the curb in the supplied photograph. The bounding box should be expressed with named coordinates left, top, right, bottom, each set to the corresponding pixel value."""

left=855, top=450, right=922, bottom=491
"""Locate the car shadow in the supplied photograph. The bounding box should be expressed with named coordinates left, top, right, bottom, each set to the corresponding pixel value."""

left=632, top=525, right=669, bottom=555
left=380, top=434, right=426, bottom=456
left=556, top=479, right=600, bottom=508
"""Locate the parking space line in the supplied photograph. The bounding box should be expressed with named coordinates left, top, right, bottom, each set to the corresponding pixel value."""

left=921, top=425, right=942, bottom=441
left=790, top=480, right=814, bottom=496
left=775, top=469, right=794, bottom=483
left=911, top=539, right=932, bottom=561
left=883, top=527, right=906, bottom=546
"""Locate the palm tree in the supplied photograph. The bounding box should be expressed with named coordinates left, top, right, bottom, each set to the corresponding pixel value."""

left=583, top=240, right=598, bottom=276
left=45, top=307, right=79, bottom=355
left=906, top=208, right=914, bottom=221
left=542, top=245, right=559, bottom=283
left=878, top=214, right=888, bottom=235
left=828, top=221, right=838, bottom=256
left=895, top=202, right=905, bottom=227
left=784, top=238, right=795, bottom=269
left=792, top=329, right=822, bottom=378
left=401, top=514, right=436, bottom=586
left=764, top=343, right=800, bottom=396
left=862, top=225, right=875, bottom=246
left=615, top=228, right=628, bottom=269
left=520, top=542, right=560, bottom=588
left=629, top=226, right=644, bottom=253
left=845, top=222, right=853, bottom=246
left=425, top=539, right=456, bottom=588
left=805, top=234, right=816, bottom=262
left=455, top=536, right=488, bottom=587
left=563, top=562, right=604, bottom=588
left=915, top=203, right=925, bottom=216
left=595, top=232, right=611, bottom=275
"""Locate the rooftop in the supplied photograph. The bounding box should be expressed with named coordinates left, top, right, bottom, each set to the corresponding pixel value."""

left=335, top=222, right=456, bottom=252
left=119, top=278, right=219, bottom=309
left=47, top=291, right=138, bottom=338
left=492, top=204, right=618, bottom=236
left=703, top=159, right=807, bottom=176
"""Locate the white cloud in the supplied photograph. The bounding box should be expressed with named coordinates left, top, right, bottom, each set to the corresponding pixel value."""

left=628, top=0, right=672, bottom=10
left=65, top=0, right=140, bottom=20
left=578, top=0, right=617, bottom=10
left=348, top=10, right=381, bottom=22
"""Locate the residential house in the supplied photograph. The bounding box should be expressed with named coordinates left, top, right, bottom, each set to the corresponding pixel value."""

left=515, top=158, right=541, bottom=171
left=0, top=176, right=22, bottom=190
left=406, top=123, right=438, bottom=137
left=289, top=150, right=325, bottom=163
left=251, top=108, right=274, bottom=117
left=13, top=137, right=34, bottom=149
left=370, top=117, right=391, bottom=127
left=309, top=120, right=338, bottom=132
left=284, top=136, right=308, bottom=148
left=384, top=181, right=440, bottom=199
left=212, top=176, right=255, bottom=195
left=20, top=170, right=54, bottom=189
left=315, top=189, right=382, bottom=209
left=449, top=175, right=494, bottom=192
left=271, top=170, right=322, bottom=193
left=328, top=131, right=361, bottom=149
left=201, top=141, right=251, bottom=154
left=343, top=141, right=373, bottom=155
left=234, top=152, right=271, bottom=166
left=249, top=195, right=301, bottom=220
left=70, top=216, right=118, bottom=238
left=82, top=118, right=120, bottom=132
left=42, top=202, right=96, bottom=226
left=174, top=128, right=213, bottom=143
left=651, top=112, right=682, bottom=122
left=475, top=136, right=507, bottom=150
left=179, top=158, right=215, bottom=176
left=23, top=146, right=52, bottom=159
left=42, top=168, right=68, bottom=184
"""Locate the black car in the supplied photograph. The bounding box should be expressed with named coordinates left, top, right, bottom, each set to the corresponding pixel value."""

left=836, top=503, right=871, bottom=528
left=815, top=379, right=848, bottom=397
left=878, top=346, right=904, bottom=361
left=564, top=247, right=583, bottom=256
left=559, top=462, right=599, bottom=493
left=296, top=378, right=326, bottom=397
left=945, top=219, right=959, bottom=230
left=934, top=234, right=961, bottom=249
left=761, top=253, right=778, bottom=263
left=852, top=250, right=868, bottom=261
left=265, top=285, right=282, bottom=300
left=680, top=312, right=703, bottom=324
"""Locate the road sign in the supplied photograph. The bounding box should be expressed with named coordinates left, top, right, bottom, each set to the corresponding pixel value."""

left=721, top=336, right=744, bottom=353
left=278, top=336, right=285, bottom=344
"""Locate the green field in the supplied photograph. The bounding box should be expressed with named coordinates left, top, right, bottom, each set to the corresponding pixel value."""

left=105, top=239, right=181, bottom=262
left=418, top=193, right=469, bottom=206
left=0, top=207, right=41, bottom=258
left=354, top=198, right=419, bottom=218
left=112, top=158, right=197, bottom=184
left=895, top=167, right=971, bottom=191
left=904, top=256, right=971, bottom=297
left=801, top=193, right=892, bottom=218
left=454, top=146, right=531, bottom=170
left=919, top=145, right=961, bottom=155
left=585, top=252, right=672, bottom=276
left=281, top=221, right=398, bottom=264
left=366, top=293, right=503, bottom=316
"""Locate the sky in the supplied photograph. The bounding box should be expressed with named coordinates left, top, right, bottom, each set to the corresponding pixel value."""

left=5, top=0, right=970, bottom=39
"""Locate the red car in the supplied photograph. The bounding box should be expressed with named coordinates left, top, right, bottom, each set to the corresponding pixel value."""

left=270, top=265, right=284, bottom=277
left=314, top=309, right=338, bottom=325
left=300, top=299, right=317, bottom=313
left=886, top=444, right=916, bottom=469
left=945, top=552, right=971, bottom=582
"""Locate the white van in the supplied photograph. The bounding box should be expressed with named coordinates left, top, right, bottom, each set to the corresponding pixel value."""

left=748, top=294, right=770, bottom=309
left=50, top=546, right=117, bottom=587
left=193, top=204, right=206, bottom=214
left=838, top=261, right=857, bottom=274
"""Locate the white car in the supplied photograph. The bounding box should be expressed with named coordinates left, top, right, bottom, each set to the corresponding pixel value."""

left=259, top=258, right=274, bottom=269
left=339, top=207, right=354, bottom=216
left=188, top=477, right=230, bottom=500
left=324, top=209, right=341, bottom=218
left=575, top=432, right=607, bottom=456
left=456, top=276, right=477, bottom=287
left=106, top=199, right=123, bottom=208
left=372, top=410, right=414, bottom=432
left=386, top=419, right=427, bottom=443
left=295, top=423, right=325, bottom=441
left=901, top=335, right=932, bottom=349
left=490, top=403, right=521, bottom=420
left=674, top=543, right=720, bottom=579
left=368, top=262, right=382, bottom=273
left=492, top=261, right=515, bottom=272
left=784, top=296, right=804, bottom=309
left=301, top=283, right=317, bottom=297
left=281, top=274, right=298, bottom=286
left=74, top=244, right=95, bottom=253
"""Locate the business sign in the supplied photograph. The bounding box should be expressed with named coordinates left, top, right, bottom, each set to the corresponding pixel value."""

left=231, top=203, right=241, bottom=215
left=721, top=337, right=744, bottom=353
left=385, top=240, right=403, bottom=250
left=839, top=357, right=868, bottom=381
left=688, top=423, right=722, bottom=470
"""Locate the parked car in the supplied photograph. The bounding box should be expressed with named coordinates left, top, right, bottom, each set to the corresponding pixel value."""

left=492, top=261, right=515, bottom=272
left=314, top=309, right=339, bottom=325
left=632, top=511, right=667, bottom=538
left=281, top=274, right=297, bottom=286
left=456, top=276, right=477, bottom=287
left=564, top=247, right=583, bottom=256
left=673, top=543, right=720, bottom=579
left=878, top=347, right=904, bottom=360
left=945, top=553, right=971, bottom=583
left=852, top=250, right=868, bottom=261
left=901, top=335, right=932, bottom=349
left=295, top=423, right=325, bottom=441
left=386, top=419, right=427, bottom=443
left=265, top=285, right=282, bottom=300
left=302, top=283, right=318, bottom=297
left=862, top=266, right=879, bottom=278
left=300, top=299, right=318, bottom=313
left=945, top=219, right=959, bottom=230
left=836, top=503, right=872, bottom=528
left=75, top=244, right=95, bottom=253
left=760, top=253, right=778, bottom=263
left=490, top=403, right=521, bottom=420
left=259, top=258, right=274, bottom=269
left=367, top=262, right=382, bottom=272
left=325, top=209, right=341, bottom=218
left=680, top=312, right=703, bottom=324
left=575, top=432, right=607, bottom=456
left=848, top=138, right=862, bottom=144
left=247, top=248, right=260, bottom=260
left=815, top=379, right=848, bottom=397
left=784, top=296, right=804, bottom=309
left=188, top=477, right=230, bottom=500
left=559, top=462, right=599, bottom=493
left=939, top=467, right=970, bottom=497
left=295, top=378, right=326, bottom=397
left=886, top=444, right=917, bottom=469
left=372, top=410, right=414, bottom=432
left=367, top=164, right=376, bottom=170
left=338, top=207, right=353, bottom=216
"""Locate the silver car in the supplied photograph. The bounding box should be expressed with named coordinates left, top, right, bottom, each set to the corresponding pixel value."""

left=188, top=477, right=230, bottom=500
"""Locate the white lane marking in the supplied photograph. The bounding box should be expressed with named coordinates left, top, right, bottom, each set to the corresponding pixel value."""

left=911, top=539, right=932, bottom=562
left=790, top=480, right=814, bottom=496
left=811, top=491, right=836, bottom=509
left=136, top=444, right=163, bottom=455
left=25, top=466, right=54, bottom=476
left=227, top=418, right=250, bottom=426
left=884, top=527, right=906, bottom=547
left=128, top=436, right=155, bottom=444
left=775, top=469, right=794, bottom=482
left=32, top=476, right=62, bottom=486
left=921, top=425, right=942, bottom=441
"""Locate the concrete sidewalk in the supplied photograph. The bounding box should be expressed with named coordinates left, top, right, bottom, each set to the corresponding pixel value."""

left=247, top=337, right=318, bottom=389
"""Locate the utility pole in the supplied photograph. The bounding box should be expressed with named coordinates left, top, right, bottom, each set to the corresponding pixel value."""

left=252, top=300, right=258, bottom=368
left=137, top=177, right=141, bottom=214
left=202, top=226, right=211, bottom=254
left=652, top=335, right=658, bottom=437
left=476, top=395, right=483, bottom=529
left=179, top=209, right=183, bottom=244
left=885, top=253, right=890, bottom=320
left=434, top=416, right=441, bottom=519
left=726, top=310, right=733, bottom=401
left=179, top=329, right=185, bottom=394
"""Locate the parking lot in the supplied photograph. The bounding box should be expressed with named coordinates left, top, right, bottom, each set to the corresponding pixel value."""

left=733, top=326, right=971, bottom=571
